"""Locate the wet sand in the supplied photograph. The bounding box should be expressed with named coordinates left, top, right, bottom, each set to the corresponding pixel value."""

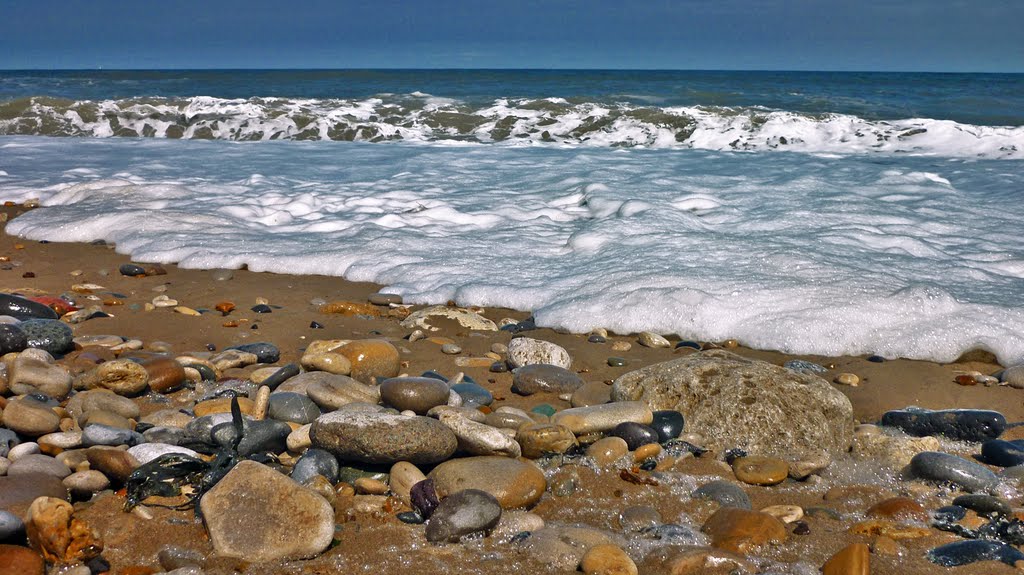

left=2, top=203, right=1022, bottom=574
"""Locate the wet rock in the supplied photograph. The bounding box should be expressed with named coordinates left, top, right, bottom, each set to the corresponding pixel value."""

left=291, top=448, right=340, bottom=484
left=638, top=545, right=754, bottom=575
left=85, top=446, right=139, bottom=484
left=910, top=451, right=999, bottom=492
left=880, top=408, right=1005, bottom=442
left=400, top=305, right=497, bottom=331
left=451, top=382, right=493, bottom=407
left=952, top=494, right=1012, bottom=517
left=570, top=381, right=612, bottom=408
left=429, top=456, right=546, bottom=509
left=63, top=470, right=110, bottom=500
left=619, top=505, right=661, bottom=532
left=311, top=411, right=457, bottom=465
left=701, top=507, right=787, bottom=553
left=7, top=349, right=72, bottom=399
left=783, top=359, right=827, bottom=374
left=425, top=489, right=502, bottom=543
left=266, top=392, right=321, bottom=424
left=19, top=320, right=73, bottom=356
left=379, top=377, right=451, bottom=414
left=7, top=455, right=71, bottom=479
left=866, top=497, right=928, bottom=522
left=337, top=339, right=400, bottom=383
left=822, top=543, right=869, bottom=575
left=24, top=496, right=103, bottom=564
left=209, top=349, right=258, bottom=371
left=227, top=419, right=291, bottom=457
left=200, top=460, right=334, bottom=562
left=927, top=539, right=1024, bottom=567
left=521, top=525, right=616, bottom=570
left=300, top=352, right=352, bottom=375
left=126, top=443, right=200, bottom=465
left=581, top=543, right=638, bottom=575
left=506, top=337, right=571, bottom=369
left=437, top=412, right=521, bottom=458
left=0, top=294, right=59, bottom=320
left=77, top=359, right=149, bottom=396
left=0, top=544, right=44, bottom=575
left=142, top=358, right=187, bottom=394
left=638, top=332, right=670, bottom=348
left=0, top=510, right=24, bottom=541
left=732, top=456, right=789, bottom=486
left=610, top=422, right=660, bottom=450
left=586, top=437, right=630, bottom=467
left=692, top=480, right=751, bottom=509
left=981, top=439, right=1024, bottom=467
left=1, top=398, right=60, bottom=437
left=552, top=401, right=653, bottom=435
left=303, top=373, right=380, bottom=410
left=0, top=474, right=69, bottom=512
left=0, top=324, right=28, bottom=356
left=226, top=342, right=280, bottom=364
left=852, top=428, right=940, bottom=468
left=512, top=364, right=584, bottom=395
left=649, top=410, right=684, bottom=443
left=516, top=423, right=578, bottom=459
left=612, top=350, right=854, bottom=457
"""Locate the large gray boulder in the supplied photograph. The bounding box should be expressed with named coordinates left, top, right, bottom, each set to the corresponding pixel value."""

left=611, top=350, right=853, bottom=457
left=310, top=411, right=457, bottom=465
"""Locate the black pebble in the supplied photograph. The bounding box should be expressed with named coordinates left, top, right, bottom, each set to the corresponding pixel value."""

left=0, top=323, right=28, bottom=355
left=397, top=511, right=424, bottom=524
left=411, top=478, right=439, bottom=519
left=952, top=494, right=1012, bottom=517
left=675, top=340, right=701, bottom=350
left=587, top=334, right=606, bottom=343
left=867, top=354, right=886, bottom=362
left=310, top=321, right=323, bottom=329
left=792, top=521, right=810, bottom=535
left=650, top=410, right=685, bottom=443
left=86, top=555, right=110, bottom=574
left=490, top=361, right=509, bottom=373
left=119, top=263, right=146, bottom=276
left=610, top=422, right=660, bottom=450
left=251, top=304, right=272, bottom=313
left=934, top=505, right=968, bottom=523
left=981, top=439, right=1024, bottom=467
left=206, top=343, right=216, bottom=351
left=724, top=448, right=748, bottom=464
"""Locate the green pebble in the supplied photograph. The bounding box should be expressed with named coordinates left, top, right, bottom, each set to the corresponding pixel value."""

left=531, top=404, right=556, bottom=417
left=607, top=357, right=627, bottom=367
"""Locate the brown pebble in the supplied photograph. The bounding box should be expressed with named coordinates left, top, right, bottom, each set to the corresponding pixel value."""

left=865, top=497, right=928, bottom=522
left=871, top=535, right=900, bottom=555
left=215, top=301, right=236, bottom=314
left=732, top=456, right=788, bottom=486
left=632, top=443, right=662, bottom=462
left=821, top=542, right=869, bottom=575
left=580, top=543, right=638, bottom=575
left=587, top=437, right=629, bottom=467
left=701, top=507, right=788, bottom=553
left=354, top=477, right=389, bottom=495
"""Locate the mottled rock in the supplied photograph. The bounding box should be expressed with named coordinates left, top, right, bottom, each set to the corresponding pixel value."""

left=24, top=497, right=102, bottom=564
left=81, top=424, right=142, bottom=447
left=77, top=359, right=149, bottom=396
left=429, top=456, right=546, bottom=509
left=692, top=480, right=752, bottom=510
left=512, top=364, right=584, bottom=395
left=437, top=412, right=521, bottom=458
left=400, top=305, right=497, bottom=331
left=516, top=423, right=578, bottom=459
left=311, top=411, right=457, bottom=465
left=199, top=461, right=334, bottom=562
left=19, top=320, right=73, bottom=356
left=928, top=539, right=1024, bottom=567
left=66, top=389, right=140, bottom=424
left=337, top=339, right=400, bottom=384
left=425, top=489, right=502, bottom=542
left=612, top=350, right=853, bottom=457
left=507, top=337, right=571, bottom=369
left=0, top=324, right=28, bottom=357
left=581, top=543, right=638, bottom=575
left=226, top=342, right=280, bottom=364
left=638, top=332, right=671, bottom=348
left=587, top=437, right=630, bottom=467
left=552, top=402, right=653, bottom=435
left=7, top=349, right=73, bottom=399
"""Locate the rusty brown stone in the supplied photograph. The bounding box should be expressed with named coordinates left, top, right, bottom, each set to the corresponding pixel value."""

left=822, top=542, right=869, bottom=575
left=24, top=497, right=103, bottom=565
left=701, top=508, right=788, bottom=553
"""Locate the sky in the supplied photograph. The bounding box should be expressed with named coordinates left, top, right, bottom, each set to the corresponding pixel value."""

left=1, top=0, right=1021, bottom=72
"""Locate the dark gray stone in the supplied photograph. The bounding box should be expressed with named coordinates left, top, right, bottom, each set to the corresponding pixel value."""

left=951, top=494, right=1012, bottom=517
left=511, top=364, right=584, bottom=395
left=236, top=420, right=291, bottom=456
left=783, top=359, right=827, bottom=374
left=267, top=392, right=321, bottom=424
left=143, top=426, right=189, bottom=446
left=691, top=480, right=751, bottom=509
left=187, top=413, right=238, bottom=445
left=981, top=439, right=1024, bottom=467
left=379, top=377, right=451, bottom=414
left=119, top=263, right=146, bottom=276
left=0, top=323, right=28, bottom=354
left=228, top=342, right=280, bottom=364
left=451, top=382, right=493, bottom=407
left=259, top=363, right=300, bottom=390
left=425, top=489, right=502, bottom=543
left=82, top=424, right=144, bottom=447
left=610, top=422, right=660, bottom=450
left=910, top=451, right=999, bottom=492
left=928, top=540, right=1024, bottom=567
left=0, top=429, right=19, bottom=458
left=650, top=410, right=684, bottom=443
left=881, top=408, right=1005, bottom=442
left=19, top=319, right=74, bottom=355
left=291, top=448, right=339, bottom=484
left=0, top=294, right=59, bottom=320
left=7, top=454, right=72, bottom=479
left=0, top=509, right=25, bottom=542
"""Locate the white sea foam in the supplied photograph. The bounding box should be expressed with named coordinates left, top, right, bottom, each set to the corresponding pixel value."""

left=1, top=136, right=1022, bottom=364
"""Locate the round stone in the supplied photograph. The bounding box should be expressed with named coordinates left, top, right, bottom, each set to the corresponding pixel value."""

left=910, top=451, right=999, bottom=492
left=607, top=357, right=627, bottom=367
left=506, top=337, right=571, bottom=369
left=581, top=543, right=638, bottom=575
left=732, top=456, right=789, bottom=486
left=2, top=397, right=61, bottom=437
left=451, top=382, right=493, bottom=407
left=512, top=364, right=584, bottom=395
left=516, top=423, right=578, bottom=459
left=379, top=377, right=451, bottom=414
left=142, top=358, right=187, bottom=394
left=291, top=448, right=340, bottom=484
left=19, top=319, right=74, bottom=356
left=650, top=410, right=685, bottom=443
left=78, top=359, right=149, bottom=396
left=337, top=339, right=400, bottom=384
left=610, top=422, right=660, bottom=451
left=0, top=510, right=26, bottom=541
left=587, top=437, right=630, bottom=467
left=0, top=323, right=28, bottom=354
left=425, top=489, right=502, bottom=543
left=66, top=389, right=140, bottom=424
left=63, top=470, right=110, bottom=499
left=429, top=456, right=547, bottom=509
left=311, top=411, right=457, bottom=465
left=692, top=480, right=752, bottom=509
left=267, top=392, right=322, bottom=424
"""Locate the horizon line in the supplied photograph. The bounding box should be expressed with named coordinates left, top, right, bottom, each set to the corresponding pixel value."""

left=1, top=66, right=1022, bottom=75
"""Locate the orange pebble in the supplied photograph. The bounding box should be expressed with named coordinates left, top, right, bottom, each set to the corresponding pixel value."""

left=955, top=374, right=977, bottom=386
left=215, top=301, right=236, bottom=314
left=222, top=321, right=239, bottom=328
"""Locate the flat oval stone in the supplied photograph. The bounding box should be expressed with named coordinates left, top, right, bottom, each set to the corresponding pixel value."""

left=506, top=337, right=571, bottom=369
left=66, top=389, right=140, bottom=424
left=235, top=419, right=291, bottom=457
left=516, top=423, right=578, bottom=459
left=586, top=437, right=630, bottom=467
left=951, top=494, right=1012, bottom=517
left=7, top=454, right=72, bottom=479
left=227, top=342, right=280, bottom=364
left=610, top=422, right=660, bottom=451
left=425, top=489, right=502, bottom=543
left=512, top=364, right=584, bottom=395
left=0, top=509, right=25, bottom=541
left=732, top=456, right=789, bottom=486
left=429, top=456, right=547, bottom=509
left=910, top=451, right=999, bottom=492
left=379, top=377, right=451, bottom=414
left=81, top=424, right=144, bottom=447
left=19, top=319, right=73, bottom=356
left=437, top=412, right=521, bottom=458
left=692, top=480, right=752, bottom=509
left=866, top=497, right=929, bottom=522
left=570, top=381, right=612, bottom=408
left=2, top=398, right=61, bottom=437
left=127, top=443, right=200, bottom=465
left=880, top=408, right=1005, bottom=442
left=142, top=358, right=187, bottom=394
left=451, top=382, right=493, bottom=407
left=303, top=372, right=379, bottom=410
left=311, top=411, right=457, bottom=465
left=552, top=401, right=653, bottom=435
left=0, top=294, right=59, bottom=320
left=267, top=392, right=322, bottom=424
left=981, top=439, right=1024, bottom=467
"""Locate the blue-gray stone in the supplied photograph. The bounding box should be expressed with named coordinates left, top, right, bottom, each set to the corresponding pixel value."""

left=692, top=480, right=751, bottom=509
left=881, top=407, right=1005, bottom=442
left=910, top=451, right=999, bottom=492
left=259, top=363, right=299, bottom=390
left=227, top=342, right=280, bottom=364
left=291, top=448, right=339, bottom=484
left=783, top=359, right=827, bottom=374
left=142, top=426, right=189, bottom=446
left=981, top=439, right=1024, bottom=467
left=611, top=422, right=660, bottom=450
left=640, top=523, right=701, bottom=543
left=451, top=382, right=493, bottom=407
left=0, top=323, right=28, bottom=355
left=425, top=489, right=502, bottom=543
left=235, top=419, right=291, bottom=456
left=0, top=428, right=19, bottom=458
left=933, top=505, right=967, bottom=523
left=187, top=413, right=238, bottom=445
left=0, top=509, right=25, bottom=542
left=951, top=494, right=1012, bottom=517
left=7, top=454, right=71, bottom=479
left=511, top=364, right=584, bottom=395
left=928, top=540, right=1024, bottom=567
left=0, top=294, right=59, bottom=320
left=420, top=371, right=448, bottom=382
left=119, top=263, right=146, bottom=276
left=82, top=423, right=145, bottom=447
left=650, top=410, right=685, bottom=443
left=267, top=392, right=321, bottom=424
left=19, top=318, right=74, bottom=355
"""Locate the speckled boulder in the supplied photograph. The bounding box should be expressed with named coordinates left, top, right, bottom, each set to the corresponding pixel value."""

left=612, top=350, right=853, bottom=457
left=18, top=320, right=73, bottom=356
left=310, top=411, right=457, bottom=465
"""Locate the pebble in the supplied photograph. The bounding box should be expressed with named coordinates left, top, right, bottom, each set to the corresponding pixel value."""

left=8, top=442, right=41, bottom=460
left=516, top=423, right=578, bottom=459
left=63, top=470, right=110, bottom=499
left=7, top=454, right=72, bottom=479
left=586, top=437, right=630, bottom=466
left=429, top=456, right=547, bottom=509
left=981, top=439, right=1024, bottom=467
left=227, top=342, right=280, bottom=364
left=336, top=339, right=400, bottom=383
left=569, top=381, right=611, bottom=408
left=7, top=348, right=72, bottom=399
left=77, top=359, right=149, bottom=396
left=0, top=429, right=17, bottom=458
left=0, top=510, right=25, bottom=541
left=368, top=292, right=402, bottom=305
left=81, top=423, right=143, bottom=447
left=761, top=505, right=803, bottom=524
left=425, top=489, right=502, bottom=543
left=611, top=341, right=631, bottom=352
left=649, top=410, right=685, bottom=442
left=638, top=331, right=671, bottom=348
left=618, top=505, right=661, bottom=532
left=389, top=461, right=427, bottom=504
left=675, top=340, right=702, bottom=350
left=928, top=540, right=1024, bottom=567
left=866, top=497, right=929, bottom=522
left=401, top=305, right=498, bottom=331
left=822, top=543, right=869, bottom=575
left=0, top=323, right=28, bottom=355
left=610, top=422, right=660, bottom=450
left=732, top=455, right=789, bottom=486
left=692, top=480, right=752, bottom=509
left=701, top=507, right=788, bottom=554
left=512, top=363, right=585, bottom=395
left=788, top=449, right=832, bottom=480
left=450, top=382, right=493, bottom=407
left=834, top=373, right=860, bottom=386
left=119, top=263, right=146, bottom=276
left=85, top=446, right=140, bottom=483
left=0, top=294, right=59, bottom=320
left=880, top=408, right=1006, bottom=442
left=304, top=373, right=380, bottom=410
left=200, top=461, right=334, bottom=562
left=0, top=473, right=69, bottom=511
left=492, top=510, right=545, bottom=541
left=506, top=337, right=571, bottom=369
left=311, top=411, right=457, bottom=465
left=19, top=319, right=74, bottom=355
left=142, top=358, right=187, bottom=393
left=783, top=359, right=827, bottom=374
left=379, top=376, right=451, bottom=414
left=266, top=392, right=322, bottom=424
left=951, top=494, right=1012, bottom=517
left=552, top=401, right=653, bottom=434
left=2, top=398, right=61, bottom=437
left=291, top=448, right=340, bottom=484
left=440, top=343, right=462, bottom=355
left=580, top=543, right=638, bottom=575
left=437, top=412, right=521, bottom=458
left=909, top=451, right=999, bottom=492
left=300, top=352, right=352, bottom=375
left=127, top=443, right=201, bottom=465
left=588, top=334, right=606, bottom=344
left=1000, top=365, right=1024, bottom=388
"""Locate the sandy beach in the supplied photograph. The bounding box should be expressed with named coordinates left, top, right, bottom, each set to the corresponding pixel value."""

left=2, top=201, right=1024, bottom=575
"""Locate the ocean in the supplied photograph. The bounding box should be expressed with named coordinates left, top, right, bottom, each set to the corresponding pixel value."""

left=0, top=69, right=1022, bottom=364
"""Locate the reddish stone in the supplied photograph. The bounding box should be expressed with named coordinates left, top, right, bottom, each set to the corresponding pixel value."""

left=142, top=358, right=187, bottom=394
left=0, top=544, right=45, bottom=575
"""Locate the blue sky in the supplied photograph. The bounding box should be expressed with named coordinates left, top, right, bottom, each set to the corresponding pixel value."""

left=1, top=0, right=1021, bottom=72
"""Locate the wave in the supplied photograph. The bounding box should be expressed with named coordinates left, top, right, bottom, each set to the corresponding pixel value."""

left=1, top=94, right=1022, bottom=158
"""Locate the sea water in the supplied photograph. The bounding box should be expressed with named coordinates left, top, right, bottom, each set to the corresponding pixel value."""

left=0, top=70, right=1022, bottom=364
